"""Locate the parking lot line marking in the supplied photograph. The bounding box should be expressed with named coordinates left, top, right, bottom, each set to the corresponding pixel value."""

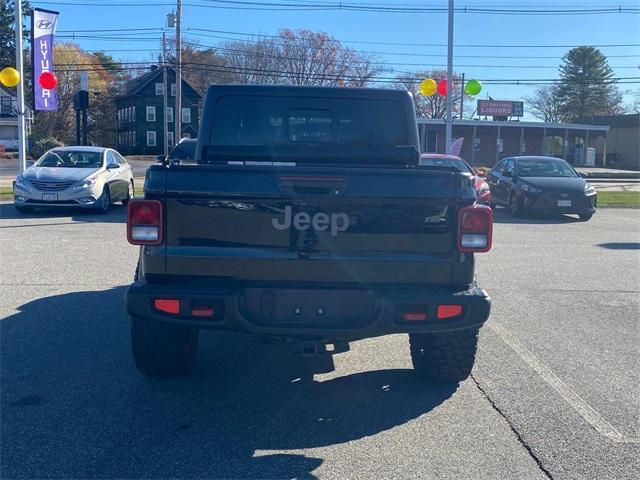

left=488, top=322, right=635, bottom=444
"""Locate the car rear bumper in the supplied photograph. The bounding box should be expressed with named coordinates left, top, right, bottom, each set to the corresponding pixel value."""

left=125, top=281, right=491, bottom=340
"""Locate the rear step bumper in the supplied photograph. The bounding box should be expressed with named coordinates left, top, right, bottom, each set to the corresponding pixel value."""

left=125, top=282, right=491, bottom=339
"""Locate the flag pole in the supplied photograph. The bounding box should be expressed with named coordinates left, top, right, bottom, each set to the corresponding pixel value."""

left=15, top=0, right=27, bottom=173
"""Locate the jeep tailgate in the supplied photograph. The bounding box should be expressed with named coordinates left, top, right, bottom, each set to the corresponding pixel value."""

left=151, top=164, right=471, bottom=286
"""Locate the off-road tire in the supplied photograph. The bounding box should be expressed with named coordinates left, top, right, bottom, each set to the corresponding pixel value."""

left=409, top=328, right=480, bottom=383
left=131, top=316, right=199, bottom=377
left=579, top=213, right=593, bottom=222
left=122, top=181, right=134, bottom=206
left=15, top=205, right=34, bottom=213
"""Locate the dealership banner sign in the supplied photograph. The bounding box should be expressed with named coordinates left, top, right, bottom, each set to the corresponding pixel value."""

left=477, top=100, right=524, bottom=117
left=31, top=8, right=59, bottom=111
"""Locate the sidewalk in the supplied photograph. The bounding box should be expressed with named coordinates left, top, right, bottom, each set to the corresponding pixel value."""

left=575, top=167, right=640, bottom=179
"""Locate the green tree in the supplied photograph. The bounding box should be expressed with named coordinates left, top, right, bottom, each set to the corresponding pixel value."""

left=0, top=0, right=31, bottom=69
left=555, top=46, right=623, bottom=122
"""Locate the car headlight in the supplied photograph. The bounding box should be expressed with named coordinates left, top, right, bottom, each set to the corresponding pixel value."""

left=584, top=183, right=596, bottom=193
left=74, top=176, right=97, bottom=189
left=15, top=175, right=27, bottom=187
left=520, top=183, right=542, bottom=194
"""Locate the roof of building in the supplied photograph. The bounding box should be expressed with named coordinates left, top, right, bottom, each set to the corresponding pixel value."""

left=116, top=67, right=202, bottom=100
left=578, top=114, right=639, bottom=128
left=417, top=118, right=609, bottom=132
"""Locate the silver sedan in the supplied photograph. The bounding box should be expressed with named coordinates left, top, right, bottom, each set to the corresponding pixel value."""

left=14, top=146, right=134, bottom=213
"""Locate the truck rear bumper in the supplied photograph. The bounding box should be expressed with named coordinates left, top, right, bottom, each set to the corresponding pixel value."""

left=125, top=282, right=491, bottom=340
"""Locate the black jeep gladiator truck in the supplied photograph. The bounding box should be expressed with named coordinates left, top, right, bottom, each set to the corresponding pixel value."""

left=125, top=85, right=493, bottom=382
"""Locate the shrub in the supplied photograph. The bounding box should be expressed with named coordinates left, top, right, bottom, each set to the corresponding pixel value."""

left=29, top=136, right=63, bottom=159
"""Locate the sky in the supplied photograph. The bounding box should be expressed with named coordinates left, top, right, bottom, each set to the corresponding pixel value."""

left=28, top=0, right=640, bottom=120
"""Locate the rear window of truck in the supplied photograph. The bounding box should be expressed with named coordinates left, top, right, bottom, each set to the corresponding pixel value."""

left=209, top=95, right=409, bottom=148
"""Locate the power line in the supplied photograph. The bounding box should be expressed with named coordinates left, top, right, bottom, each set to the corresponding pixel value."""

left=32, top=0, right=640, bottom=15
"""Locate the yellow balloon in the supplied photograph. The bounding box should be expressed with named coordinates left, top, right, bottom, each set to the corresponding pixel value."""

left=419, top=78, right=437, bottom=96
left=0, top=67, right=20, bottom=87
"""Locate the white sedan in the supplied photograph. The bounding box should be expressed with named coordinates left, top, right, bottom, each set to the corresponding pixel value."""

left=14, top=146, right=134, bottom=213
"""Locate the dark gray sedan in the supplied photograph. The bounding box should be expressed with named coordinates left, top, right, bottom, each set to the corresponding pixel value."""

left=487, top=156, right=597, bottom=221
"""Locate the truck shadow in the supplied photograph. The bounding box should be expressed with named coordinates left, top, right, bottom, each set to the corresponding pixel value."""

left=0, top=203, right=126, bottom=224
left=1, top=287, right=457, bottom=480
left=492, top=207, right=582, bottom=225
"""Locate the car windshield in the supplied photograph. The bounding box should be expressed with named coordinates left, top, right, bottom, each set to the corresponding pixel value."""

left=420, top=157, right=473, bottom=174
left=37, top=151, right=103, bottom=169
left=517, top=159, right=577, bottom=178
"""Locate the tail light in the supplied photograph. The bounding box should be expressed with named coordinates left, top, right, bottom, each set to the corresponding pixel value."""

left=457, top=204, right=493, bottom=253
left=127, top=200, right=163, bottom=245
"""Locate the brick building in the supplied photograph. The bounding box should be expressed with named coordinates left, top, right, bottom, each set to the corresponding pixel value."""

left=418, top=119, right=610, bottom=167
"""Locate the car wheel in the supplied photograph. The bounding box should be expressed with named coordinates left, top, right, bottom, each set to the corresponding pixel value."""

left=509, top=195, right=522, bottom=218
left=131, top=316, right=199, bottom=377
left=15, top=205, right=34, bottom=213
left=96, top=187, right=110, bottom=213
left=409, top=328, right=480, bottom=383
left=122, top=181, right=134, bottom=206
left=579, top=213, right=594, bottom=221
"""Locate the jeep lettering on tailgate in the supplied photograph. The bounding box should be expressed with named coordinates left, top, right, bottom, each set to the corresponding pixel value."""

left=272, top=205, right=350, bottom=236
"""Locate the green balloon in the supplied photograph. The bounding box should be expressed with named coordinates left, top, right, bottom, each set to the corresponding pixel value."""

left=465, top=79, right=482, bottom=96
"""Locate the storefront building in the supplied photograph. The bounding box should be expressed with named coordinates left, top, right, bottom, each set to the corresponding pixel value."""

left=418, top=119, right=610, bottom=167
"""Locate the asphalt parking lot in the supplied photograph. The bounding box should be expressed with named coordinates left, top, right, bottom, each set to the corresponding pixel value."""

left=1, top=204, right=638, bottom=479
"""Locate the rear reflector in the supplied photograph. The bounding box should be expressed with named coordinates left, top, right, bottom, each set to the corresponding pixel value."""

left=154, top=298, right=180, bottom=315
left=457, top=204, right=493, bottom=253
left=403, top=311, right=427, bottom=321
left=127, top=200, right=163, bottom=245
left=438, top=305, right=463, bottom=319
left=191, top=305, right=214, bottom=317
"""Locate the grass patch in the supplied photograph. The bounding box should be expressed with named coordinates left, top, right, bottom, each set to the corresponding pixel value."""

left=598, top=191, right=640, bottom=208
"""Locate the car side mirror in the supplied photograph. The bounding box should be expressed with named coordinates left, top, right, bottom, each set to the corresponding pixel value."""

left=26, top=160, right=35, bottom=167
left=156, top=155, right=166, bottom=163
left=579, top=172, right=588, bottom=178
left=504, top=170, right=513, bottom=178
left=106, top=163, right=120, bottom=170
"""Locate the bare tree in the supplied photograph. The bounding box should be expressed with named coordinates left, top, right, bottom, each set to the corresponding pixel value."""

left=393, top=70, right=464, bottom=118
left=221, top=29, right=383, bottom=86
left=525, top=85, right=566, bottom=123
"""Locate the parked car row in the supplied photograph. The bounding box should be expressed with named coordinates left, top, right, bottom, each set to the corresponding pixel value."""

left=12, top=146, right=597, bottom=222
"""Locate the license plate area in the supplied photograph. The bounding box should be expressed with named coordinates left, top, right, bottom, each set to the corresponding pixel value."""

left=241, top=288, right=378, bottom=328
left=557, top=200, right=572, bottom=207
left=42, top=193, right=58, bottom=201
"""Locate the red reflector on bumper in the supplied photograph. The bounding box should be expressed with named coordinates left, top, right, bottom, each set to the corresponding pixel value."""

left=404, top=311, right=427, bottom=321
left=438, top=305, right=463, bottom=319
left=154, top=299, right=180, bottom=315
left=191, top=306, right=214, bottom=317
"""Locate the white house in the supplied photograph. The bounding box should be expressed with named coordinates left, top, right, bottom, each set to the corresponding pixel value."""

left=0, top=85, right=32, bottom=151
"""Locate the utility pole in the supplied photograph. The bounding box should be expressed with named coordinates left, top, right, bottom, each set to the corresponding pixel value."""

left=175, top=0, right=182, bottom=147
left=459, top=72, right=465, bottom=120
left=15, top=0, right=27, bottom=173
left=445, top=0, right=454, bottom=153
left=162, top=31, right=169, bottom=157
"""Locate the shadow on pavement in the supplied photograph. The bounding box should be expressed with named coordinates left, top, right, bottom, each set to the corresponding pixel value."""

left=492, top=207, right=582, bottom=225
left=1, top=287, right=457, bottom=479
left=0, top=202, right=126, bottom=224
left=596, top=242, right=640, bottom=250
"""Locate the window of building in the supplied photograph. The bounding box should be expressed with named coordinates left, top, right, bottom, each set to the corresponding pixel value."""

left=155, top=83, right=164, bottom=95
left=181, top=108, right=191, bottom=124
left=168, top=131, right=174, bottom=147
left=147, top=131, right=156, bottom=146
left=167, top=107, right=173, bottom=123
left=171, top=83, right=176, bottom=96
left=146, top=106, right=156, bottom=122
